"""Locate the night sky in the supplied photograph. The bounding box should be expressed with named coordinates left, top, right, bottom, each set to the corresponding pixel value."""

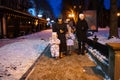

left=46, top=0, right=62, bottom=18
left=104, top=0, right=110, bottom=10
left=28, top=0, right=120, bottom=18
left=28, top=0, right=73, bottom=18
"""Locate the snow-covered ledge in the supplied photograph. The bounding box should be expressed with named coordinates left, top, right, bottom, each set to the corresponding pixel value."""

left=87, top=39, right=120, bottom=80
left=87, top=28, right=120, bottom=80
left=106, top=43, right=120, bottom=80
left=87, top=39, right=109, bottom=79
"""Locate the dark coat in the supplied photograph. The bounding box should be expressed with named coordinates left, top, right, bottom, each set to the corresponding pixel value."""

left=52, top=22, right=67, bottom=52
left=76, top=19, right=88, bottom=41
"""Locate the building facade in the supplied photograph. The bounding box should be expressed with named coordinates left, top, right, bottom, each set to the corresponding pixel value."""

left=0, top=0, right=47, bottom=38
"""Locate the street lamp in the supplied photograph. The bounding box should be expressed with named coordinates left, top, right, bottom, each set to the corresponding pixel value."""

left=117, top=12, right=120, bottom=16
left=46, top=18, right=50, bottom=21
left=38, top=14, right=43, bottom=18
left=34, top=20, right=38, bottom=26
left=68, top=14, right=75, bottom=18
left=117, top=12, right=120, bottom=27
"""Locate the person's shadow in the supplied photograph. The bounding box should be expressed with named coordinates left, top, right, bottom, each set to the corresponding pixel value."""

left=43, top=44, right=52, bottom=58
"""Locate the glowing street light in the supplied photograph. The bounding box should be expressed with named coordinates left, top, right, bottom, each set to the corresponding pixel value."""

left=34, top=20, right=38, bottom=26
left=46, top=18, right=50, bottom=21
left=117, top=13, right=120, bottom=16
left=38, top=14, right=43, bottom=18
left=51, top=20, right=54, bottom=23
left=67, top=9, right=77, bottom=23
left=68, top=14, right=75, bottom=18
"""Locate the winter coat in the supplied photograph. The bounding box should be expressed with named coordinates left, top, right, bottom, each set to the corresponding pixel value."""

left=52, top=22, right=67, bottom=52
left=66, top=33, right=75, bottom=46
left=49, top=37, right=60, bottom=57
left=76, top=19, right=88, bottom=41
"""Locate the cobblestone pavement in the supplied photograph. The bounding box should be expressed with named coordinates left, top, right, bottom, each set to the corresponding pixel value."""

left=26, top=48, right=104, bottom=80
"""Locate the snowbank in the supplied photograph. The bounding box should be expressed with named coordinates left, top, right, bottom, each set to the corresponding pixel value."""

left=0, top=39, right=49, bottom=80
left=88, top=28, right=120, bottom=44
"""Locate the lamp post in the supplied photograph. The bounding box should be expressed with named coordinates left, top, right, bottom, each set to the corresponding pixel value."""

left=117, top=12, right=120, bottom=27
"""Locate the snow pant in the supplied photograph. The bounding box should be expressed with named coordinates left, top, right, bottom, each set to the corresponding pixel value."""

left=59, top=42, right=67, bottom=55
left=58, top=34, right=67, bottom=56
left=67, top=46, right=73, bottom=54
left=50, top=44, right=59, bottom=57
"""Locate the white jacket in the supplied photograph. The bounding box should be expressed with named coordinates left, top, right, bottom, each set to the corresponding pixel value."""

left=66, top=33, right=75, bottom=46
left=49, top=34, right=60, bottom=57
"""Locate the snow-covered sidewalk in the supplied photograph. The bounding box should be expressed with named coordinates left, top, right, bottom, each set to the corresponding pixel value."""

left=0, top=29, right=52, bottom=80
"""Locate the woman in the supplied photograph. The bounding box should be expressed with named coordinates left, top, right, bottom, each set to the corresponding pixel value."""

left=76, top=13, right=88, bottom=55
left=52, top=17, right=68, bottom=58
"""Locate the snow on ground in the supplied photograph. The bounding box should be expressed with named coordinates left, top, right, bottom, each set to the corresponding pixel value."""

left=88, top=28, right=120, bottom=44
left=87, top=46, right=111, bottom=79
left=0, top=29, right=51, bottom=80
left=87, top=28, right=120, bottom=80
left=17, top=29, right=51, bottom=40
left=0, top=29, right=52, bottom=47
left=0, top=28, right=120, bottom=80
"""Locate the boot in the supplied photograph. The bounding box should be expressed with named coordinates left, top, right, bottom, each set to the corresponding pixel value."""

left=68, top=51, right=72, bottom=55
left=59, top=52, right=63, bottom=58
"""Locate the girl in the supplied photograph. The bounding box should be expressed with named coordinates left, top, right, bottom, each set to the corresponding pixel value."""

left=66, top=24, right=75, bottom=55
left=49, top=32, right=60, bottom=59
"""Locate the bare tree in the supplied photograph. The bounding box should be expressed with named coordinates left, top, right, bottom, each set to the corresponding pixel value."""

left=109, top=0, right=119, bottom=38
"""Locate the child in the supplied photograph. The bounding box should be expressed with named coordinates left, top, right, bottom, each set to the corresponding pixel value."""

left=49, top=32, right=60, bottom=59
left=66, top=25, right=75, bottom=55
